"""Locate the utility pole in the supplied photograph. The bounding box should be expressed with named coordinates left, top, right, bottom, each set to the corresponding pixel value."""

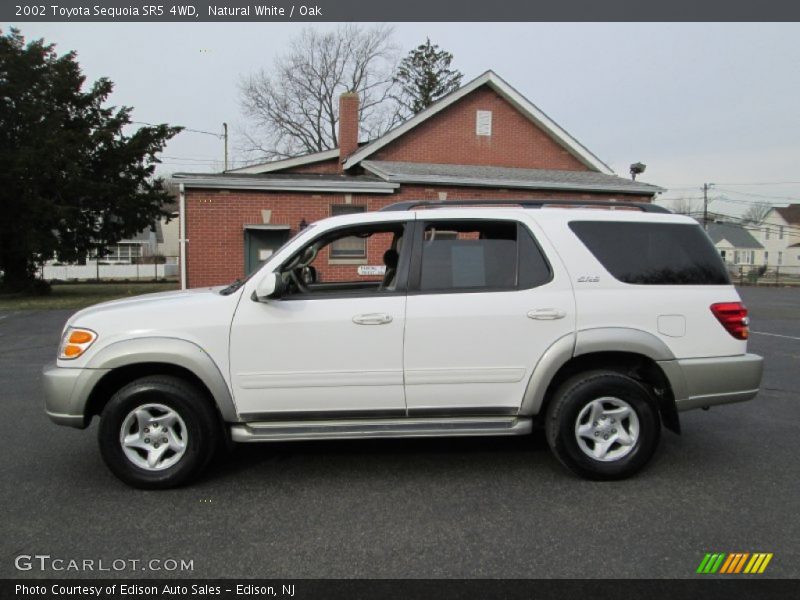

left=702, top=183, right=714, bottom=230
left=223, top=122, right=229, bottom=171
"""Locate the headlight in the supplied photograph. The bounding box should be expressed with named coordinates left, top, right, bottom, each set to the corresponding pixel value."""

left=58, top=327, right=97, bottom=360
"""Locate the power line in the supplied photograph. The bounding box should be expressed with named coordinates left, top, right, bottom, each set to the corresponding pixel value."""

left=713, top=181, right=800, bottom=187
left=715, top=188, right=799, bottom=202
left=130, top=121, right=225, bottom=139
left=661, top=180, right=800, bottom=188
left=701, top=210, right=800, bottom=236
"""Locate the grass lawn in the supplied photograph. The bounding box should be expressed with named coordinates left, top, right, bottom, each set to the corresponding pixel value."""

left=0, top=281, right=180, bottom=311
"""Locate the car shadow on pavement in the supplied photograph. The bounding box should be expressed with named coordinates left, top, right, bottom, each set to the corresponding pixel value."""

left=203, top=429, right=556, bottom=484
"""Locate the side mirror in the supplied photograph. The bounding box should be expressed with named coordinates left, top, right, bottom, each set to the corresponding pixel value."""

left=255, top=272, right=282, bottom=301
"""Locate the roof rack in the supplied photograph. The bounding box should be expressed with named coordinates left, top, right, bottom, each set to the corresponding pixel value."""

left=378, top=199, right=671, bottom=214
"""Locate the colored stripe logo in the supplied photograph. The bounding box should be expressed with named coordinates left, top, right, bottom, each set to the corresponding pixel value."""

left=697, top=552, right=773, bottom=574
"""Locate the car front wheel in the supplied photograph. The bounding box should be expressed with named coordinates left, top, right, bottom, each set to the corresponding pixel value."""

left=98, top=375, right=219, bottom=489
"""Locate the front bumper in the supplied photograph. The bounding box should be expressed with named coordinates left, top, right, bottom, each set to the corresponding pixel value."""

left=42, top=362, right=110, bottom=428
left=657, top=353, right=764, bottom=412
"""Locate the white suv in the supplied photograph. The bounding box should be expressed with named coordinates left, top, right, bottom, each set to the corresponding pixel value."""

left=43, top=200, right=763, bottom=488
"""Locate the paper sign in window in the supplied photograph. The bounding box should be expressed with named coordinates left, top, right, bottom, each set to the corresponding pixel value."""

left=451, top=246, right=486, bottom=287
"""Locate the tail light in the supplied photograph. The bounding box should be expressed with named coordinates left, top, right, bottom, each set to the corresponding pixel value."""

left=710, top=302, right=749, bottom=340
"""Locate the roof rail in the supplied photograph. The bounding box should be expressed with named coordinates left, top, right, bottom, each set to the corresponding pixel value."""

left=378, top=199, right=671, bottom=214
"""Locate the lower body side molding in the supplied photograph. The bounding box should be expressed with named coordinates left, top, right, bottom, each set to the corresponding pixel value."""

left=230, top=416, right=531, bottom=443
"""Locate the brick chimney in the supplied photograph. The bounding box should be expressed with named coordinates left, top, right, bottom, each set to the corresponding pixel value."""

left=338, top=92, right=359, bottom=169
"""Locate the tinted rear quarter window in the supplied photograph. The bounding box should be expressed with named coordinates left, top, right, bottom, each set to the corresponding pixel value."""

left=569, top=221, right=730, bottom=285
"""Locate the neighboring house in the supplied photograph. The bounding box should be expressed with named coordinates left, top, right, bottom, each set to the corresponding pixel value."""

left=154, top=201, right=180, bottom=260
left=42, top=203, right=180, bottom=280
left=172, top=70, right=664, bottom=289
left=103, top=221, right=165, bottom=264
left=706, top=221, right=764, bottom=266
left=749, top=205, right=800, bottom=268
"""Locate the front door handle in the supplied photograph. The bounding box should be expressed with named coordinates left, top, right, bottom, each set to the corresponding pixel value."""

left=352, top=313, right=393, bottom=325
left=527, top=308, right=566, bottom=320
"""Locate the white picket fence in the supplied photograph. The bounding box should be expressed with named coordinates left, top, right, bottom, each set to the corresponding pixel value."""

left=42, top=261, right=178, bottom=281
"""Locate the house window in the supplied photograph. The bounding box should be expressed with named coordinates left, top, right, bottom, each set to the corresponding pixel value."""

left=330, top=205, right=366, bottom=259
left=778, top=252, right=783, bottom=265
left=103, top=244, right=142, bottom=263
left=764, top=228, right=770, bottom=240
left=764, top=251, right=768, bottom=264
left=476, top=110, right=493, bottom=136
left=779, top=226, right=785, bottom=240
left=733, top=251, right=740, bottom=264
left=720, top=250, right=727, bottom=261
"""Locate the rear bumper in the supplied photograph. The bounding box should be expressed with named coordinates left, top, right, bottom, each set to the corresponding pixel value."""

left=42, top=362, right=110, bottom=429
left=657, top=353, right=763, bottom=412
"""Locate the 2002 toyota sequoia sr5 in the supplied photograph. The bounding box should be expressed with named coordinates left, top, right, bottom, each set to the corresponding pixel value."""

left=43, top=200, right=764, bottom=488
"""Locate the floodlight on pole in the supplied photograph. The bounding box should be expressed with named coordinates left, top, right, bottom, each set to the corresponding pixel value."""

left=630, top=162, right=647, bottom=181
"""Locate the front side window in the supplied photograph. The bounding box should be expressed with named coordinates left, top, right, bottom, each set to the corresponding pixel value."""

left=279, top=221, right=407, bottom=297
left=417, top=220, right=550, bottom=293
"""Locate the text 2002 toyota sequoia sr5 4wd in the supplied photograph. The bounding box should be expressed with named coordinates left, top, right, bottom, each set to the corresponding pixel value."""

left=43, top=201, right=763, bottom=488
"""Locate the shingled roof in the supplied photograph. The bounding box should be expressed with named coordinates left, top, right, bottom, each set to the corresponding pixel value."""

left=362, top=160, right=664, bottom=196
left=706, top=222, right=763, bottom=249
left=773, top=204, right=800, bottom=225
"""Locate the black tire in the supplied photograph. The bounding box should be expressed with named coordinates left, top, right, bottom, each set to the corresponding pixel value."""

left=98, top=375, right=219, bottom=489
left=545, top=370, right=661, bottom=480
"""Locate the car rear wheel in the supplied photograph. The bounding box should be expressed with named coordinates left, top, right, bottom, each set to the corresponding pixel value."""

left=545, top=370, right=661, bottom=480
left=98, top=375, right=219, bottom=489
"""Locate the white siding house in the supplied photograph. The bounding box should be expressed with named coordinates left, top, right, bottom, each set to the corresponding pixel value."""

left=750, top=205, right=800, bottom=268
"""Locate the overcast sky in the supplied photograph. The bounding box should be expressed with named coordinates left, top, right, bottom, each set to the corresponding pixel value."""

left=7, top=22, right=800, bottom=214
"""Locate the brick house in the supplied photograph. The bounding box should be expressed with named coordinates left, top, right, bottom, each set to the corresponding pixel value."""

left=172, top=71, right=664, bottom=289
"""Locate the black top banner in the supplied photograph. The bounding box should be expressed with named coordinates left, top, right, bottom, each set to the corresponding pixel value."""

left=4, top=0, right=800, bottom=22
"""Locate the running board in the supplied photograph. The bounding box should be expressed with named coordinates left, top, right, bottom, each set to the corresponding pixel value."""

left=230, top=416, right=531, bottom=443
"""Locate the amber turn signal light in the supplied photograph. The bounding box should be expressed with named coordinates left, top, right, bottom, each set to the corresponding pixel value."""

left=69, top=330, right=94, bottom=344
left=58, top=327, right=97, bottom=360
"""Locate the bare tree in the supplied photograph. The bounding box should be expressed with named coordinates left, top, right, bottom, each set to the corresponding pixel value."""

left=238, top=25, right=402, bottom=161
left=742, top=201, right=772, bottom=224
left=669, top=197, right=702, bottom=216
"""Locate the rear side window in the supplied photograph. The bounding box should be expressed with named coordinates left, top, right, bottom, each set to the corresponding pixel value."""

left=418, top=220, right=551, bottom=292
left=569, top=221, right=730, bottom=285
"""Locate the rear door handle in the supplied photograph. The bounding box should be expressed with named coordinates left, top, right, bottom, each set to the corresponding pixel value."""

left=527, top=308, right=566, bottom=320
left=352, top=313, right=393, bottom=325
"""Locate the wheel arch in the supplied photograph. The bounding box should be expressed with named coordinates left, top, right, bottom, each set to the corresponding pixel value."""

left=84, top=337, right=238, bottom=424
left=520, top=328, right=681, bottom=433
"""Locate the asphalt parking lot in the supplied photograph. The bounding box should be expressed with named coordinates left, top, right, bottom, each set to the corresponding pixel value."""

left=1, top=286, right=798, bottom=579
